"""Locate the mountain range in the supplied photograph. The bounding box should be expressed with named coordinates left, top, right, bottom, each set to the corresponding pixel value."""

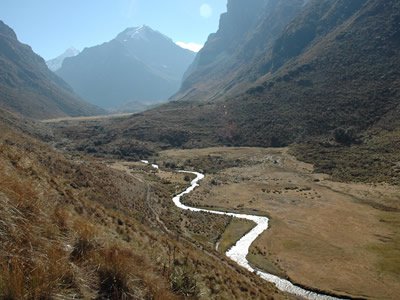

left=56, top=25, right=196, bottom=110
left=0, top=20, right=103, bottom=119
left=55, top=0, right=400, bottom=184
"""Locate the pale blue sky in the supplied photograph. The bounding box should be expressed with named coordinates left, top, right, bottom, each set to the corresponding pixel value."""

left=0, top=0, right=227, bottom=59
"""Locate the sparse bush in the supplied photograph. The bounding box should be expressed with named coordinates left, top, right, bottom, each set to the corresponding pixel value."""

left=170, top=266, right=199, bottom=297
left=165, top=161, right=177, bottom=169
left=333, top=127, right=358, bottom=146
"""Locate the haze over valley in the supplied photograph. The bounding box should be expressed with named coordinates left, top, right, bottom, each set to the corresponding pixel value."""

left=0, top=1, right=399, bottom=299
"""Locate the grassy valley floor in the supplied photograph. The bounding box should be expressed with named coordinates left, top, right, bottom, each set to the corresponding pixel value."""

left=154, top=147, right=400, bottom=300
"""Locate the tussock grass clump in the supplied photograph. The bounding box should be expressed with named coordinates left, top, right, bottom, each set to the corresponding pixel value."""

left=96, top=246, right=137, bottom=299
left=70, top=219, right=98, bottom=262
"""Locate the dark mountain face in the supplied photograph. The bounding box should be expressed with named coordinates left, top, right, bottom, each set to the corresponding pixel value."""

left=219, top=0, right=400, bottom=146
left=56, top=26, right=195, bottom=110
left=0, top=21, right=104, bottom=119
left=165, top=0, right=399, bottom=146
left=196, top=0, right=267, bottom=65
left=263, top=0, right=366, bottom=72
left=175, top=0, right=306, bottom=101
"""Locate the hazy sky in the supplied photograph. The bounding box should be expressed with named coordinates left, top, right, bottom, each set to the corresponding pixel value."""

left=0, top=0, right=227, bottom=60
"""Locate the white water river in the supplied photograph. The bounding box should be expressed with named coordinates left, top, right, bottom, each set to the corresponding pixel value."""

left=145, top=162, right=343, bottom=299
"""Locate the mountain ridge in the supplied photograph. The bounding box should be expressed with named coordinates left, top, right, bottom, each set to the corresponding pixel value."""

left=0, top=20, right=104, bottom=119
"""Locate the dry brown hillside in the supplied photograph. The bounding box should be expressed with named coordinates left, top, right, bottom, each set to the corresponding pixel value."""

left=0, top=110, right=287, bottom=299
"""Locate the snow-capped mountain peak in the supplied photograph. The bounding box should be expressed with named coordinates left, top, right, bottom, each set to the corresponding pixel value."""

left=117, top=25, right=172, bottom=43
left=127, top=25, right=147, bottom=38
left=46, top=47, right=80, bottom=72
left=118, top=25, right=152, bottom=42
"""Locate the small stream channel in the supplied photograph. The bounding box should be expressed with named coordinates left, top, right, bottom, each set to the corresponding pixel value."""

left=144, top=162, right=343, bottom=300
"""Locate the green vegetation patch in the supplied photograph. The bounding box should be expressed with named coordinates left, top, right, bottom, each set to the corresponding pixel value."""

left=247, top=249, right=287, bottom=279
left=217, top=218, right=255, bottom=253
left=291, top=130, right=400, bottom=186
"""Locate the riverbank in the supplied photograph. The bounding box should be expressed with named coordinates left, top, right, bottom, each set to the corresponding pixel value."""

left=155, top=147, right=400, bottom=299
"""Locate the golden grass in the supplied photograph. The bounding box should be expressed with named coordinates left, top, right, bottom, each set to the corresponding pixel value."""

left=367, top=212, right=400, bottom=277
left=0, top=128, right=286, bottom=299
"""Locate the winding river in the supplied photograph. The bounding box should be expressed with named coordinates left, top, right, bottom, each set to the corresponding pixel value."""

left=145, top=161, right=342, bottom=299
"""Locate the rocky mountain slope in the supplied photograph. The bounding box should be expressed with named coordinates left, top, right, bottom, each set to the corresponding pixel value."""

left=57, top=26, right=195, bottom=110
left=175, top=0, right=306, bottom=102
left=219, top=0, right=400, bottom=145
left=46, top=47, right=80, bottom=71
left=0, top=21, right=104, bottom=119
left=172, top=0, right=399, bottom=146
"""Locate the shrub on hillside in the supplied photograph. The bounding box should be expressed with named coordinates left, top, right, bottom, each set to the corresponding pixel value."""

left=333, top=127, right=359, bottom=146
